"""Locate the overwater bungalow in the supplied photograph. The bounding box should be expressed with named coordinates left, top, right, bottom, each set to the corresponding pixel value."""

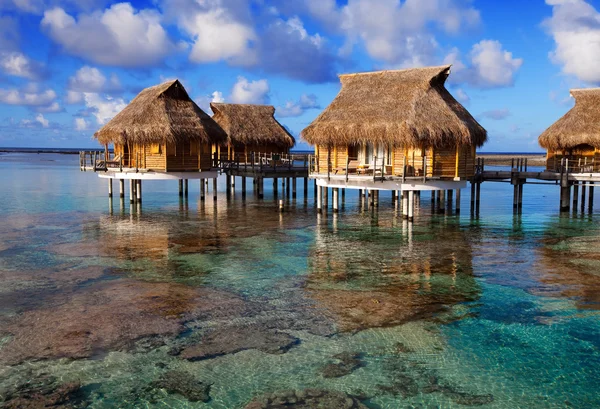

left=539, top=88, right=600, bottom=172
left=302, top=65, right=486, bottom=214
left=210, top=103, right=295, bottom=163
left=85, top=79, right=227, bottom=201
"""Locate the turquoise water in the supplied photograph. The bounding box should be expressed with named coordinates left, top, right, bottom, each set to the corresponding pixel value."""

left=0, top=153, right=599, bottom=408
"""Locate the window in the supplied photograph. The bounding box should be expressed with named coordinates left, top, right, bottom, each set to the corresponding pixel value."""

left=348, top=144, right=359, bottom=159
left=150, top=144, right=162, bottom=154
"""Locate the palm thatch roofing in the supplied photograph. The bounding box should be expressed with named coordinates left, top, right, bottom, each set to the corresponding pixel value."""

left=94, top=80, right=226, bottom=146
left=301, top=65, right=486, bottom=148
left=539, top=88, right=600, bottom=150
left=210, top=103, right=295, bottom=149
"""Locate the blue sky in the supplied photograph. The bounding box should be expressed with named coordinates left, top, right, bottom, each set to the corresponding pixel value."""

left=0, top=0, right=598, bottom=152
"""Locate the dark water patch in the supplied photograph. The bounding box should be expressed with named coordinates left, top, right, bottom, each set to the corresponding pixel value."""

left=320, top=352, right=363, bottom=378
left=244, top=389, right=369, bottom=409
left=0, top=375, right=87, bottom=409
left=151, top=370, right=212, bottom=402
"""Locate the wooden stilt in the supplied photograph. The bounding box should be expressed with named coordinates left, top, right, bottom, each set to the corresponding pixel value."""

left=313, top=179, right=317, bottom=200
left=455, top=189, right=461, bottom=213
left=316, top=185, right=322, bottom=213
left=304, top=177, right=308, bottom=198
left=470, top=182, right=475, bottom=214
left=129, top=179, right=135, bottom=203
left=323, top=187, right=328, bottom=207
left=231, top=175, right=235, bottom=188
left=589, top=182, right=595, bottom=213
left=373, top=190, right=379, bottom=207
left=213, top=178, right=218, bottom=201
left=581, top=184, right=587, bottom=213
left=341, top=188, right=345, bottom=204
left=258, top=178, right=264, bottom=199
left=408, top=191, right=414, bottom=221
left=279, top=199, right=284, bottom=213
left=119, top=179, right=124, bottom=198
left=179, top=180, right=183, bottom=197
left=200, top=178, right=205, bottom=201
left=447, top=189, right=453, bottom=212
left=292, top=178, right=297, bottom=198
left=286, top=177, right=291, bottom=197
left=475, top=182, right=481, bottom=214
left=513, top=183, right=520, bottom=211
left=333, top=188, right=339, bottom=213
left=242, top=177, right=247, bottom=197
left=184, top=179, right=188, bottom=197
left=273, top=178, right=278, bottom=195
left=402, top=191, right=408, bottom=219
left=136, top=180, right=142, bottom=203
left=518, top=183, right=524, bottom=210
left=108, top=179, right=113, bottom=197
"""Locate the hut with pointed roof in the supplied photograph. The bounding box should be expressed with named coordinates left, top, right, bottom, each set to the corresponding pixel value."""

left=95, top=80, right=226, bottom=172
left=302, top=65, right=486, bottom=184
left=210, top=103, right=295, bottom=162
left=539, top=88, right=600, bottom=172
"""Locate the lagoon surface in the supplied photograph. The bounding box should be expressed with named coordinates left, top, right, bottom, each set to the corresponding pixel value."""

left=1, top=152, right=599, bottom=408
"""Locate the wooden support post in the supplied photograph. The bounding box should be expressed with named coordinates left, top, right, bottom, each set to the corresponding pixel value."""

left=258, top=178, right=264, bottom=199
left=179, top=180, right=183, bottom=197
left=333, top=188, right=339, bottom=213
left=316, top=185, right=322, bottom=213
left=108, top=179, right=113, bottom=197
left=136, top=180, right=142, bottom=203
left=373, top=190, right=379, bottom=207
left=447, top=189, right=454, bottom=211
left=323, top=187, right=329, bottom=208
left=286, top=177, right=291, bottom=197
left=341, top=188, right=345, bottom=204
left=129, top=179, right=135, bottom=203
left=402, top=191, right=409, bottom=219
left=560, top=185, right=571, bottom=212
left=470, top=182, right=476, bottom=214
left=200, top=178, right=205, bottom=201
left=408, top=191, right=414, bottom=221
left=581, top=184, right=587, bottom=213
left=455, top=189, right=461, bottom=213
left=273, top=178, right=278, bottom=195
left=292, top=178, right=297, bottom=198
left=518, top=183, right=524, bottom=210
left=226, top=174, right=232, bottom=191
left=231, top=175, right=235, bottom=188
left=119, top=179, right=124, bottom=198
left=313, top=179, right=317, bottom=201
left=213, top=178, right=218, bottom=201
left=475, top=182, right=481, bottom=214
left=279, top=199, right=284, bottom=213
left=184, top=179, right=188, bottom=197
left=513, top=183, right=520, bottom=210
left=438, top=190, right=445, bottom=212
left=589, top=182, right=595, bottom=213
left=242, top=177, right=247, bottom=197
left=303, top=177, right=308, bottom=198
left=573, top=183, right=579, bottom=211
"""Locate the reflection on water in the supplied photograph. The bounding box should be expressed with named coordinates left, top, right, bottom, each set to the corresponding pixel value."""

left=0, top=154, right=600, bottom=408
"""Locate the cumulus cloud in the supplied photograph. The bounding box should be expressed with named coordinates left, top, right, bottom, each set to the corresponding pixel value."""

left=543, top=0, right=600, bottom=83
left=0, top=86, right=61, bottom=112
left=230, top=76, right=269, bottom=104
left=445, top=40, right=523, bottom=88
left=0, top=16, right=20, bottom=51
left=41, top=3, right=175, bottom=67
left=74, top=117, right=89, bottom=130
left=196, top=90, right=225, bottom=112
left=83, top=93, right=126, bottom=124
left=479, top=108, right=511, bottom=120
left=170, top=0, right=258, bottom=65
left=66, top=66, right=121, bottom=104
left=0, top=51, right=46, bottom=79
left=261, top=17, right=337, bottom=83
left=277, top=94, right=319, bottom=117
left=304, top=0, right=480, bottom=66
left=21, top=114, right=49, bottom=128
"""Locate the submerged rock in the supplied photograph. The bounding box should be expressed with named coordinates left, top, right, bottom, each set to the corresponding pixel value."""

left=152, top=370, right=211, bottom=402
left=320, top=352, right=363, bottom=378
left=179, top=326, right=299, bottom=361
left=244, top=389, right=368, bottom=409
left=1, top=376, right=86, bottom=409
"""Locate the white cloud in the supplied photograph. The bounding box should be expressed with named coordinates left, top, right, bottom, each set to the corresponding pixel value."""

left=41, top=3, right=175, bottom=67
left=74, top=117, right=89, bottom=130
left=230, top=76, right=269, bottom=104
left=543, top=0, right=600, bottom=84
left=277, top=93, right=319, bottom=117
left=454, top=88, right=470, bottom=104
left=479, top=108, right=511, bottom=120
left=305, top=0, right=480, bottom=66
left=0, top=86, right=58, bottom=109
left=83, top=93, right=126, bottom=125
left=0, top=51, right=45, bottom=79
left=21, top=113, right=49, bottom=128
left=66, top=90, right=83, bottom=104
left=445, top=40, right=523, bottom=88
left=66, top=66, right=121, bottom=104
left=211, top=91, right=224, bottom=103
left=196, top=90, right=225, bottom=112
left=36, top=101, right=62, bottom=113
left=169, top=0, right=257, bottom=65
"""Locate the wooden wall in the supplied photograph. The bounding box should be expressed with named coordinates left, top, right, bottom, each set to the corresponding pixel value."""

left=392, top=147, right=431, bottom=176
left=143, top=144, right=166, bottom=171
left=546, top=145, right=598, bottom=172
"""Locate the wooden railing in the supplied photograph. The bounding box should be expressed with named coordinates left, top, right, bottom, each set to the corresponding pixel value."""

left=309, top=154, right=430, bottom=182
left=220, top=152, right=309, bottom=173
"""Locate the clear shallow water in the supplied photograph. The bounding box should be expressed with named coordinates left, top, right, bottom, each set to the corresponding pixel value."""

left=0, top=154, right=599, bottom=408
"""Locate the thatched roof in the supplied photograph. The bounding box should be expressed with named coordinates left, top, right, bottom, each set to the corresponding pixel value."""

left=210, top=103, right=295, bottom=148
left=94, top=80, right=226, bottom=146
left=301, top=65, right=487, bottom=148
left=539, top=88, right=600, bottom=150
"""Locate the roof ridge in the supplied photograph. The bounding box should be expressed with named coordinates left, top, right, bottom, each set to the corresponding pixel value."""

left=339, top=65, right=451, bottom=78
